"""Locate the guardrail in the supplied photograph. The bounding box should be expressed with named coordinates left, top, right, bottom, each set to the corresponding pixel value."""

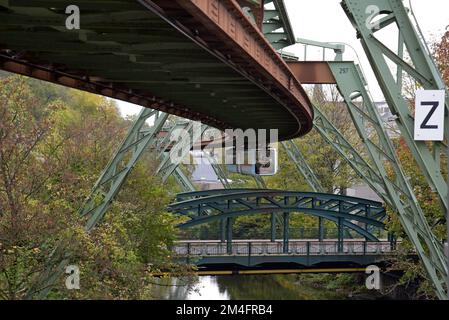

left=173, top=240, right=395, bottom=257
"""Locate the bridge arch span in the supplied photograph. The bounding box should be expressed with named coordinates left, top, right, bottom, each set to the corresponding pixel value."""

left=169, top=189, right=389, bottom=250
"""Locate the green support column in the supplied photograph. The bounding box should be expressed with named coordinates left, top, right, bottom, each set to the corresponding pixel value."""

left=281, top=140, right=324, bottom=193
left=271, top=213, right=276, bottom=242
left=338, top=218, right=344, bottom=253
left=80, top=109, right=169, bottom=231
left=220, top=219, right=226, bottom=243
left=205, top=151, right=231, bottom=189
left=283, top=212, right=289, bottom=254
left=342, top=0, right=449, bottom=215
left=326, top=61, right=447, bottom=299
left=156, top=122, right=206, bottom=182
left=226, top=218, right=233, bottom=255
left=33, top=110, right=202, bottom=299
left=319, top=217, right=324, bottom=241
left=172, top=167, right=196, bottom=192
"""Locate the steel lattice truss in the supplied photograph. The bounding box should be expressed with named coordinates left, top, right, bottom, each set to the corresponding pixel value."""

left=262, top=0, right=295, bottom=49
left=169, top=189, right=387, bottom=249
left=18, top=0, right=448, bottom=299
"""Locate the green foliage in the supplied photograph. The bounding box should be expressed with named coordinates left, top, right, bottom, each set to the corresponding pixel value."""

left=0, top=75, right=180, bottom=299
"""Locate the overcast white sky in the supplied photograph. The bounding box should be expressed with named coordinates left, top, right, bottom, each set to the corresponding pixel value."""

left=115, top=0, right=449, bottom=118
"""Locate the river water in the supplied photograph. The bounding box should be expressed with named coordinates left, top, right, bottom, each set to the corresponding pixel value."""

left=159, top=274, right=377, bottom=300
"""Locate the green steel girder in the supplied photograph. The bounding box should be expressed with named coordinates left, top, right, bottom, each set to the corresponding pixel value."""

left=342, top=0, right=449, bottom=215
left=0, top=0, right=314, bottom=141
left=31, top=109, right=200, bottom=298
left=204, top=151, right=231, bottom=189
left=278, top=29, right=447, bottom=297
left=172, top=167, right=196, bottom=193
left=169, top=189, right=386, bottom=242
left=80, top=108, right=169, bottom=231
left=295, top=38, right=346, bottom=62
left=313, top=108, right=388, bottom=200
left=326, top=60, right=447, bottom=298
left=253, top=174, right=268, bottom=189
left=263, top=0, right=295, bottom=50
left=281, top=140, right=325, bottom=192
left=78, top=108, right=200, bottom=227
left=176, top=242, right=395, bottom=268
left=156, top=122, right=206, bottom=182
left=176, top=188, right=269, bottom=202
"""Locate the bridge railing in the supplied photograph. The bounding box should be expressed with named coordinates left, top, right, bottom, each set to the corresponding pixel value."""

left=173, top=240, right=394, bottom=257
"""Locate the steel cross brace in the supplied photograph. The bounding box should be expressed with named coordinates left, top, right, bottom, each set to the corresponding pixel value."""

left=204, top=150, right=231, bottom=189
left=281, top=140, right=324, bottom=192
left=326, top=60, right=447, bottom=299
left=156, top=122, right=206, bottom=182
left=80, top=107, right=203, bottom=231
left=172, top=167, right=196, bottom=193
left=32, top=109, right=200, bottom=298
left=342, top=0, right=449, bottom=213
left=79, top=108, right=169, bottom=231
left=274, top=27, right=448, bottom=296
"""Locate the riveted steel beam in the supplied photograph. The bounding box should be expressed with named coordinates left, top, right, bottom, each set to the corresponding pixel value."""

left=80, top=108, right=169, bottom=231
left=169, top=190, right=387, bottom=241
left=342, top=0, right=449, bottom=214
left=281, top=140, right=324, bottom=193
left=328, top=61, right=447, bottom=299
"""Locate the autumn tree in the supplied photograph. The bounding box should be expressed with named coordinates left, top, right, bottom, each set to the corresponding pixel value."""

left=0, top=75, right=182, bottom=299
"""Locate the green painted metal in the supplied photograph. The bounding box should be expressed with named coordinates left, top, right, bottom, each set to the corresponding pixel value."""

left=341, top=0, right=448, bottom=299
left=319, top=217, right=325, bottom=241
left=204, top=151, right=231, bottom=189
left=174, top=240, right=395, bottom=268
left=80, top=108, right=169, bottom=231
left=156, top=122, right=206, bottom=182
left=169, top=189, right=387, bottom=242
left=295, top=38, right=345, bottom=61
left=271, top=213, right=277, bottom=242
left=253, top=174, right=268, bottom=189
left=262, top=0, right=295, bottom=50
left=281, top=140, right=324, bottom=192
left=226, top=218, right=233, bottom=254
left=342, top=0, right=448, bottom=213
left=319, top=61, right=447, bottom=298
left=277, top=30, right=447, bottom=297
left=283, top=212, right=290, bottom=253
left=313, top=107, right=388, bottom=200
left=31, top=112, right=200, bottom=299
left=172, top=167, right=196, bottom=193
left=0, top=0, right=313, bottom=141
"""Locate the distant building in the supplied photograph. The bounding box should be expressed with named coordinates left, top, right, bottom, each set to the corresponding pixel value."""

left=375, top=101, right=400, bottom=138
left=191, top=152, right=224, bottom=190
left=345, top=184, right=382, bottom=202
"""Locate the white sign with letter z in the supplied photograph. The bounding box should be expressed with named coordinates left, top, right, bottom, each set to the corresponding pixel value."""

left=414, top=90, right=445, bottom=141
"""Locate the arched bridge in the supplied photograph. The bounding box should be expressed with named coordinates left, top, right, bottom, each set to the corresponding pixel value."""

left=168, top=189, right=396, bottom=271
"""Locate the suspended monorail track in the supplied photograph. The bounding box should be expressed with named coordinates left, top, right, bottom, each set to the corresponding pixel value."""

left=0, top=0, right=313, bottom=140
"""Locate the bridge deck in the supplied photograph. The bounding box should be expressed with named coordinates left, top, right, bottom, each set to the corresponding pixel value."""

left=0, top=0, right=313, bottom=140
left=173, top=240, right=395, bottom=269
